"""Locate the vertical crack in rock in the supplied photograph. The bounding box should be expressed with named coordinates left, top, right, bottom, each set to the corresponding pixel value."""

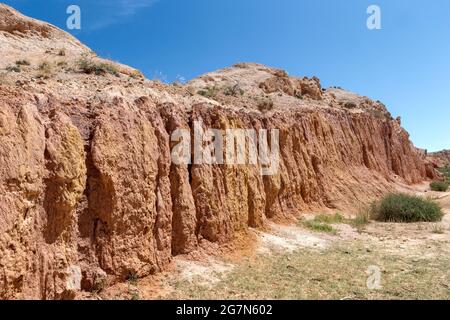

left=158, top=103, right=198, bottom=255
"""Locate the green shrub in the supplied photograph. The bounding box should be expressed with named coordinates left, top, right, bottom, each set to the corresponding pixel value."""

left=16, top=60, right=30, bottom=66
left=313, top=213, right=344, bottom=224
left=36, top=61, right=53, bottom=78
left=303, top=220, right=335, bottom=233
left=257, top=97, right=274, bottom=113
left=38, top=61, right=51, bottom=71
left=224, top=84, right=244, bottom=96
left=198, top=86, right=219, bottom=98
left=100, top=63, right=119, bottom=77
left=351, top=209, right=371, bottom=228
left=430, top=181, right=449, bottom=192
left=5, top=65, right=20, bottom=73
left=313, top=212, right=371, bottom=231
left=57, top=61, right=68, bottom=68
left=78, top=57, right=119, bottom=77
left=343, top=101, right=357, bottom=109
left=372, top=193, right=443, bottom=223
left=127, top=271, right=138, bottom=285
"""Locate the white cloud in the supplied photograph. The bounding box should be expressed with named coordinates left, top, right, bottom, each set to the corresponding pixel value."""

left=6, top=0, right=159, bottom=31
left=86, top=0, right=159, bottom=30
left=112, top=0, right=158, bottom=16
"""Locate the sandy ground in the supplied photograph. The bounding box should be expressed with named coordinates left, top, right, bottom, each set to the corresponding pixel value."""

left=97, top=186, right=450, bottom=300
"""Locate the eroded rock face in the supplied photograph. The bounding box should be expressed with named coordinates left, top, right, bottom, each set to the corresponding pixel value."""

left=0, top=90, right=85, bottom=299
left=0, top=87, right=436, bottom=299
left=0, top=4, right=439, bottom=299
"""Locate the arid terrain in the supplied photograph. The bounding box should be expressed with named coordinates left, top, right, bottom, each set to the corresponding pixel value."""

left=0, top=4, right=448, bottom=300
left=96, top=184, right=450, bottom=300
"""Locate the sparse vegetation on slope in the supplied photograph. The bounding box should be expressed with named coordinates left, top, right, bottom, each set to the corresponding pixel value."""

left=16, top=59, right=30, bottom=66
left=223, top=84, right=244, bottom=96
left=197, top=85, right=220, bottom=98
left=5, top=65, right=20, bottom=73
left=36, top=61, right=53, bottom=79
left=371, top=193, right=443, bottom=223
left=430, top=181, right=449, bottom=192
left=257, top=97, right=274, bottom=113
left=78, top=55, right=120, bottom=77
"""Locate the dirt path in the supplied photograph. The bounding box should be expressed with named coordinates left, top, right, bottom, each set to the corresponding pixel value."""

left=99, top=191, right=450, bottom=300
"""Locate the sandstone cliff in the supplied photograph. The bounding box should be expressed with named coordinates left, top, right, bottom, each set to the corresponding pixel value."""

left=0, top=4, right=437, bottom=299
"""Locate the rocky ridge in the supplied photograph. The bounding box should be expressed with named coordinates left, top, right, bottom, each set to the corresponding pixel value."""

left=428, top=150, right=450, bottom=168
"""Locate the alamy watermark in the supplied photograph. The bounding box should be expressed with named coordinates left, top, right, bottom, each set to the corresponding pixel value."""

left=65, top=5, right=381, bottom=31
left=66, top=5, right=81, bottom=30
left=171, top=120, right=280, bottom=176
left=65, top=4, right=381, bottom=31
left=367, top=5, right=382, bottom=30
left=366, top=265, right=382, bottom=290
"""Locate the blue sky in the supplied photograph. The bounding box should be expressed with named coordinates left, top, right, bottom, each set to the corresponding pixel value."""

left=5, top=0, right=450, bottom=151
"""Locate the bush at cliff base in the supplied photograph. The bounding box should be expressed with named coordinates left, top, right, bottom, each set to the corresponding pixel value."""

left=430, top=181, right=449, bottom=192
left=371, top=193, right=443, bottom=222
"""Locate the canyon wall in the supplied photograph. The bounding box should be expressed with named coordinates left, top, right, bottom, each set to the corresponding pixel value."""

left=0, top=86, right=435, bottom=299
left=0, top=4, right=437, bottom=299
